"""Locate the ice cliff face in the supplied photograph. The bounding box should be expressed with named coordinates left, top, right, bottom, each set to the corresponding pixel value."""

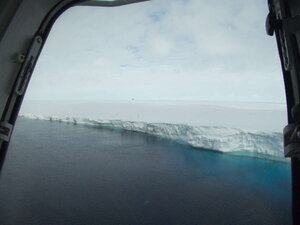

left=20, top=114, right=285, bottom=161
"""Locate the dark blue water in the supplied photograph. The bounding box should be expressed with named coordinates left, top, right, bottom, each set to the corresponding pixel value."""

left=0, top=118, right=291, bottom=225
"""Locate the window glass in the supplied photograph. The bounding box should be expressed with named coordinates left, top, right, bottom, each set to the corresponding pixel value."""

left=0, top=1, right=291, bottom=225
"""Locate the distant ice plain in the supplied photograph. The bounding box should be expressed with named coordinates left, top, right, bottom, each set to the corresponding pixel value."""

left=20, top=100, right=286, bottom=132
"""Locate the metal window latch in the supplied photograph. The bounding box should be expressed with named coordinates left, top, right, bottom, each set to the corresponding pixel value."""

left=266, top=14, right=300, bottom=36
left=15, top=35, right=42, bottom=95
left=266, top=1, right=291, bottom=71
left=265, top=0, right=300, bottom=71
left=266, top=12, right=280, bottom=36
left=0, top=122, right=13, bottom=142
left=284, top=104, right=300, bottom=157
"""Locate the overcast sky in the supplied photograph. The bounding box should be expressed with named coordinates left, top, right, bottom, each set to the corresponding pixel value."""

left=25, top=0, right=285, bottom=102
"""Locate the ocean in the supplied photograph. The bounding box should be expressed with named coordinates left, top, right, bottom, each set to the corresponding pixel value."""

left=0, top=117, right=291, bottom=225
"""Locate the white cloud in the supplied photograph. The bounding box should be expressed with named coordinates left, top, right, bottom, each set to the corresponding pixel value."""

left=143, top=35, right=174, bottom=58
left=26, top=0, right=285, bottom=102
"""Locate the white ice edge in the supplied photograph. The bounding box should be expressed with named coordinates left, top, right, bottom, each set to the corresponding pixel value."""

left=19, top=114, right=287, bottom=162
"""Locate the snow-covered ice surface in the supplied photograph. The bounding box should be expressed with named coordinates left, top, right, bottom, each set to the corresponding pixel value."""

left=19, top=100, right=287, bottom=162
left=20, top=100, right=286, bottom=132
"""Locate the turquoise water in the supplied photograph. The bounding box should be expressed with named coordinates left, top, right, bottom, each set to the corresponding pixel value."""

left=0, top=118, right=291, bottom=225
